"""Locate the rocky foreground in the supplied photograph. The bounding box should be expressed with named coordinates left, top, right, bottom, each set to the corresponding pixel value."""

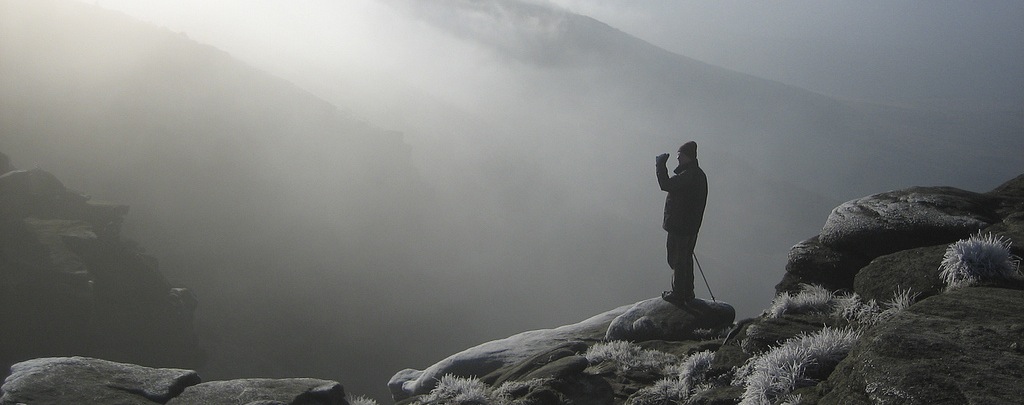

left=385, top=173, right=1024, bottom=404
left=2, top=159, right=1022, bottom=404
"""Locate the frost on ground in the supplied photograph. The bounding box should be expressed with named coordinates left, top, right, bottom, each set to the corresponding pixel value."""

left=584, top=340, right=680, bottom=374
left=765, top=284, right=835, bottom=318
left=766, top=283, right=918, bottom=327
left=411, top=374, right=553, bottom=405
left=628, top=350, right=716, bottom=405
left=939, top=232, right=1022, bottom=290
left=733, top=327, right=862, bottom=405
left=348, top=395, right=380, bottom=405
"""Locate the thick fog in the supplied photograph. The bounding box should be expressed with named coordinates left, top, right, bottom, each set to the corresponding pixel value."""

left=4, top=0, right=1022, bottom=401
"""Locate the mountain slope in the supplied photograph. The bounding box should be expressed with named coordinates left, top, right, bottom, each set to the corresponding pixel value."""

left=404, top=0, right=1023, bottom=196
left=1, top=0, right=434, bottom=400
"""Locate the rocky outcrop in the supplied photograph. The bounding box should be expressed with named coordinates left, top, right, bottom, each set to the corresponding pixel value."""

left=776, top=236, right=869, bottom=293
left=605, top=297, right=735, bottom=342
left=0, top=357, right=348, bottom=405
left=852, top=244, right=947, bottom=302
left=819, top=186, right=997, bottom=258
left=779, top=179, right=1021, bottom=294
left=389, top=304, right=629, bottom=400
left=775, top=174, right=1024, bottom=404
left=389, top=174, right=1024, bottom=405
left=390, top=297, right=735, bottom=403
left=0, top=163, right=203, bottom=376
left=169, top=378, right=347, bottom=405
left=818, top=287, right=1024, bottom=404
left=1, top=357, right=199, bottom=405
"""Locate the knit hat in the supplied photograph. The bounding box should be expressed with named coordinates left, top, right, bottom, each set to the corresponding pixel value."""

left=679, top=141, right=697, bottom=159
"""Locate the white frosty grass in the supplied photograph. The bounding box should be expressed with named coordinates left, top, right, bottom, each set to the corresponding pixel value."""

left=939, top=232, right=1022, bottom=290
left=766, top=284, right=835, bottom=318
left=765, top=283, right=919, bottom=326
left=832, top=288, right=919, bottom=326
left=585, top=340, right=680, bottom=374
left=629, top=351, right=716, bottom=405
left=733, top=327, right=861, bottom=405
left=417, top=375, right=491, bottom=405
left=347, top=395, right=380, bottom=405
left=693, top=327, right=731, bottom=340
left=628, top=377, right=689, bottom=405
left=415, top=375, right=552, bottom=405
left=415, top=341, right=687, bottom=404
left=492, top=378, right=552, bottom=403
left=778, top=393, right=803, bottom=405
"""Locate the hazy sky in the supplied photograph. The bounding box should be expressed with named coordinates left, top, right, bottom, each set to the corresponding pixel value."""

left=83, top=0, right=1024, bottom=108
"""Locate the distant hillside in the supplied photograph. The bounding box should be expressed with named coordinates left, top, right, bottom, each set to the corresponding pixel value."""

left=0, top=0, right=431, bottom=399
left=402, top=0, right=1023, bottom=197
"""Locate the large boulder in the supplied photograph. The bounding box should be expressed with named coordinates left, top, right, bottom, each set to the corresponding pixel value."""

left=819, top=186, right=996, bottom=258
left=777, top=235, right=870, bottom=294
left=388, top=304, right=630, bottom=400
left=853, top=244, right=947, bottom=302
left=987, top=173, right=1024, bottom=218
left=482, top=341, right=589, bottom=386
left=737, top=313, right=839, bottom=355
left=604, top=297, right=735, bottom=342
left=818, top=287, right=1024, bottom=404
left=0, top=357, right=350, bottom=405
left=168, top=378, right=347, bottom=405
left=0, top=357, right=200, bottom=405
left=983, top=210, right=1024, bottom=258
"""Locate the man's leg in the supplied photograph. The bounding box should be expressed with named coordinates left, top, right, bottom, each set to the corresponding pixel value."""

left=667, top=233, right=695, bottom=301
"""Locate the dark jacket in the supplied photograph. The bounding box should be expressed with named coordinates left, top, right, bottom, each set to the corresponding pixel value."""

left=657, top=160, right=708, bottom=235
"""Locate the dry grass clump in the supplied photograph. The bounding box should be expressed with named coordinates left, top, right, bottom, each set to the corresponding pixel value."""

left=733, top=327, right=861, bottom=405
left=832, top=288, right=918, bottom=326
left=628, top=351, right=716, bottom=405
left=939, top=232, right=1022, bottom=290
left=414, top=375, right=553, bottom=405
left=766, top=283, right=918, bottom=327
left=347, top=395, right=380, bottom=405
left=765, top=284, right=835, bottom=318
left=585, top=340, right=680, bottom=374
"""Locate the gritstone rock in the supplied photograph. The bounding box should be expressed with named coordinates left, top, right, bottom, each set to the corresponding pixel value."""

left=818, top=287, right=1024, bottom=404
left=819, top=186, right=996, bottom=258
left=388, top=304, right=629, bottom=400
left=483, top=342, right=588, bottom=386
left=168, top=378, right=346, bottom=405
left=605, top=297, right=735, bottom=342
left=738, top=313, right=839, bottom=355
left=778, top=235, right=870, bottom=294
left=853, top=244, right=947, bottom=302
left=0, top=356, right=200, bottom=405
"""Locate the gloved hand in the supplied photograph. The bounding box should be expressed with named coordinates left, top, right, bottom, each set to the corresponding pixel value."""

left=655, top=153, right=670, bottom=165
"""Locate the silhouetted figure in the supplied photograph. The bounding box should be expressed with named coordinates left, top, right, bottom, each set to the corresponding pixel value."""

left=656, top=141, right=708, bottom=305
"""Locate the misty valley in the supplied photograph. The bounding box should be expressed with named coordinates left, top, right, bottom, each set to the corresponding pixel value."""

left=1, top=0, right=1022, bottom=403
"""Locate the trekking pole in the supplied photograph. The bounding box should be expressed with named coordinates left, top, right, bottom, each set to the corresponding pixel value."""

left=693, top=253, right=716, bottom=302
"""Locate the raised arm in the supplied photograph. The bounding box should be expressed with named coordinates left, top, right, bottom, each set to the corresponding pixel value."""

left=656, top=155, right=695, bottom=192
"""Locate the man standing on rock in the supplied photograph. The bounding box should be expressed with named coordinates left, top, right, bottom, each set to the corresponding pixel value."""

left=656, top=141, right=708, bottom=305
